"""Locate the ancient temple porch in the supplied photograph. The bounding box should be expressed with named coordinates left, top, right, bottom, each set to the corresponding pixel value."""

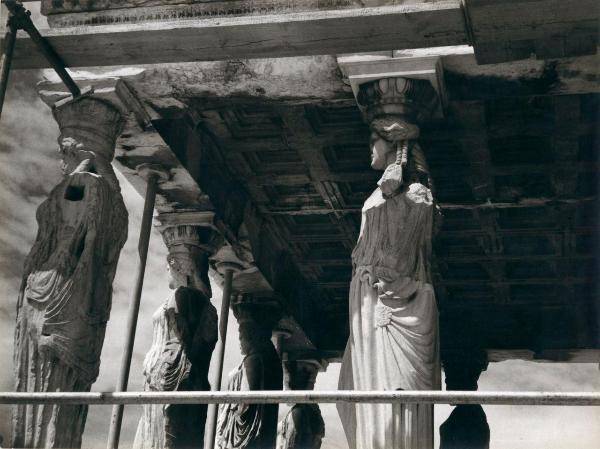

left=34, top=53, right=600, bottom=366
left=1, top=0, right=599, bottom=448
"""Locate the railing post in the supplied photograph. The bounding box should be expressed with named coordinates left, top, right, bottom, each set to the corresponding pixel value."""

left=107, top=170, right=159, bottom=449
left=204, top=266, right=235, bottom=449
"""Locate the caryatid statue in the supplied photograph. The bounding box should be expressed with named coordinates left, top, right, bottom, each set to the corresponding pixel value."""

left=337, top=77, right=441, bottom=449
left=12, top=94, right=128, bottom=448
left=277, top=360, right=325, bottom=449
left=216, top=297, right=283, bottom=449
left=440, top=347, right=490, bottom=449
left=134, top=222, right=219, bottom=449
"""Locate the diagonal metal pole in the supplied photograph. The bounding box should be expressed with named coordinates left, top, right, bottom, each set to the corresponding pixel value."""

left=107, top=173, right=158, bottom=449
left=4, top=0, right=80, bottom=97
left=204, top=268, right=234, bottom=449
left=0, top=13, right=17, bottom=119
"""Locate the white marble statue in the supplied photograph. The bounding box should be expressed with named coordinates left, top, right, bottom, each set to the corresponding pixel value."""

left=338, top=113, right=441, bottom=449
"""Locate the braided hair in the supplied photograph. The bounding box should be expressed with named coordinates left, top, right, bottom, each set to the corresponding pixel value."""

left=370, top=116, right=434, bottom=195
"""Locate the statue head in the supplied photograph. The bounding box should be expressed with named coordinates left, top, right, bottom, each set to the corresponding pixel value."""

left=167, top=251, right=195, bottom=289
left=284, top=360, right=320, bottom=390
left=369, top=115, right=420, bottom=170
left=162, top=225, right=214, bottom=296
left=233, top=296, right=281, bottom=356
left=57, top=136, right=96, bottom=175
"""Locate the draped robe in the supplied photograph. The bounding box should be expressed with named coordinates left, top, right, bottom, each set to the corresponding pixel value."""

left=338, top=183, right=440, bottom=449
left=12, top=170, right=127, bottom=448
left=134, top=287, right=217, bottom=449
left=217, top=345, right=282, bottom=449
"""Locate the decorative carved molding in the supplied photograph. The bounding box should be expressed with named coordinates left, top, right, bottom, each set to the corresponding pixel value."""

left=42, top=0, right=366, bottom=27
left=12, top=94, right=128, bottom=448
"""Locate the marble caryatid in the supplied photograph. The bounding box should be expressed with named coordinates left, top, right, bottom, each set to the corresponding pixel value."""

left=338, top=77, right=441, bottom=449
left=12, top=94, right=128, bottom=448
left=277, top=360, right=325, bottom=449
left=134, top=223, right=218, bottom=449
left=440, top=349, right=490, bottom=449
left=216, top=297, right=283, bottom=449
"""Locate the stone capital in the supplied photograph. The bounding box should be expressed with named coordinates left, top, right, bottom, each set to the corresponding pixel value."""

left=157, top=212, right=222, bottom=295
left=157, top=212, right=220, bottom=254
left=357, top=77, right=438, bottom=124
left=338, top=54, right=446, bottom=121
left=53, top=92, right=125, bottom=162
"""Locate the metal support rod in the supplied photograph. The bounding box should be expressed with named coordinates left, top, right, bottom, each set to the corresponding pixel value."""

left=0, top=14, right=17, bottom=119
left=204, top=268, right=234, bottom=449
left=4, top=0, right=80, bottom=97
left=106, top=174, right=158, bottom=449
left=1, top=390, right=599, bottom=407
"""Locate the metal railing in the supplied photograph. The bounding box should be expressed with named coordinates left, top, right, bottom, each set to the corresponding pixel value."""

left=2, top=390, right=600, bottom=406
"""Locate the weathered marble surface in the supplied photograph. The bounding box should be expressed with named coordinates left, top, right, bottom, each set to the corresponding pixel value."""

left=12, top=95, right=128, bottom=448
left=337, top=78, right=441, bottom=449
left=216, top=299, right=282, bottom=449
left=41, top=0, right=368, bottom=16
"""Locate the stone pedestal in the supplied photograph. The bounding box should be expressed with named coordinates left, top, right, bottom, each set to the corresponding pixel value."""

left=277, top=360, right=325, bottom=449
left=440, top=351, right=490, bottom=449
left=12, top=94, right=128, bottom=448
left=134, top=218, right=220, bottom=449
left=216, top=296, right=283, bottom=449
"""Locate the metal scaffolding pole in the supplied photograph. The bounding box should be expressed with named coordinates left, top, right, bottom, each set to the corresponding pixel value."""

left=107, top=173, right=158, bottom=449
left=204, top=268, right=234, bottom=449
left=1, top=390, right=599, bottom=407
left=0, top=1, right=80, bottom=105
left=0, top=13, right=17, bottom=119
left=3, top=0, right=80, bottom=97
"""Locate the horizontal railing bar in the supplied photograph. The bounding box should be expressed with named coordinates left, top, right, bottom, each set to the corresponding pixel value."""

left=0, top=391, right=599, bottom=406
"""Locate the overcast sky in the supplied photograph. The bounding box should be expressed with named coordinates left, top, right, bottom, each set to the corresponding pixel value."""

left=0, top=45, right=598, bottom=449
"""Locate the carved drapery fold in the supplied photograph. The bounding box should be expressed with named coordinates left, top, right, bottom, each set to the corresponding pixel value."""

left=217, top=297, right=283, bottom=449
left=134, top=222, right=219, bottom=449
left=277, top=360, right=325, bottom=449
left=338, top=77, right=441, bottom=449
left=12, top=94, right=128, bottom=448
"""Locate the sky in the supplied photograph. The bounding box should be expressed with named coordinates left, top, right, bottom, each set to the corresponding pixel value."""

left=0, top=6, right=599, bottom=448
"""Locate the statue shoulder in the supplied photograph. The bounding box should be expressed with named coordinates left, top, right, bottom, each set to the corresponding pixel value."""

left=362, top=188, right=385, bottom=212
